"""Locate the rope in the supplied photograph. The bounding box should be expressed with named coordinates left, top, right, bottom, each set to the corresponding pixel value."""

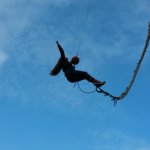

left=77, top=82, right=96, bottom=94
left=74, top=82, right=96, bottom=94
left=96, top=23, right=150, bottom=106
left=76, top=23, right=150, bottom=106
left=76, top=0, right=91, bottom=56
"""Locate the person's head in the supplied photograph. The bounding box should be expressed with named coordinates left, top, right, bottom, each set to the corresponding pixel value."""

left=70, top=56, right=80, bottom=65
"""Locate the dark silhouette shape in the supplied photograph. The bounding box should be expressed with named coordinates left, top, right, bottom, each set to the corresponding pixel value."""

left=50, top=41, right=105, bottom=88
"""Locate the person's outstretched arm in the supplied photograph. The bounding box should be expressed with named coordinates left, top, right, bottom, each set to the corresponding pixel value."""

left=56, top=41, right=65, bottom=59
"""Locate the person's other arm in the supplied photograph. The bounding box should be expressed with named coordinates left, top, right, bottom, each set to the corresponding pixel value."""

left=56, top=41, right=65, bottom=59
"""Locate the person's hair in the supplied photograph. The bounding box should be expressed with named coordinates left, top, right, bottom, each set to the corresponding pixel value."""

left=70, top=56, right=80, bottom=65
left=50, top=57, right=62, bottom=76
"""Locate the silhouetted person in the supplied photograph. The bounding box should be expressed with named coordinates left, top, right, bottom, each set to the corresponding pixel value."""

left=50, top=41, right=105, bottom=87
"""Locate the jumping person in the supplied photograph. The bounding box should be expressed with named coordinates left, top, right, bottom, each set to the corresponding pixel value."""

left=50, top=41, right=106, bottom=87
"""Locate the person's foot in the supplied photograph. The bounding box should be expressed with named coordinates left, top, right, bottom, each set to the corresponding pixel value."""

left=94, top=81, right=106, bottom=88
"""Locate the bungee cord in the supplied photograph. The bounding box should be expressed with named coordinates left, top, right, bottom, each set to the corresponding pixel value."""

left=76, top=23, right=150, bottom=106
left=76, top=0, right=91, bottom=56
left=77, top=82, right=96, bottom=94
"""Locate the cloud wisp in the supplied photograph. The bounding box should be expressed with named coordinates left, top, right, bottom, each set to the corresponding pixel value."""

left=0, top=50, right=8, bottom=66
left=88, top=128, right=150, bottom=150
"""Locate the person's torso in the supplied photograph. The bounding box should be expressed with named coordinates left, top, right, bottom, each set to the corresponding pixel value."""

left=61, top=59, right=75, bottom=73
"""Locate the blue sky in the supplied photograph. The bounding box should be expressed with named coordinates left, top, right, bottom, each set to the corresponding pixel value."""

left=0, top=0, right=150, bottom=149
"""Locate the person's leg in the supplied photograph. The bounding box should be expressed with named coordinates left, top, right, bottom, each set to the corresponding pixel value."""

left=66, top=70, right=105, bottom=87
left=74, top=71, right=94, bottom=82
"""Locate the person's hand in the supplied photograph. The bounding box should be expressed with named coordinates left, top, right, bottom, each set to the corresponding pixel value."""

left=56, top=41, right=59, bottom=45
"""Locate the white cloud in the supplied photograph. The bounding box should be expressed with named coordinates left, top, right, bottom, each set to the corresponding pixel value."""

left=31, top=0, right=72, bottom=6
left=0, top=50, right=8, bottom=66
left=0, top=0, right=72, bottom=44
left=135, top=0, right=150, bottom=15
left=0, top=0, right=71, bottom=7
left=137, top=148, right=150, bottom=150
left=88, top=128, right=150, bottom=150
